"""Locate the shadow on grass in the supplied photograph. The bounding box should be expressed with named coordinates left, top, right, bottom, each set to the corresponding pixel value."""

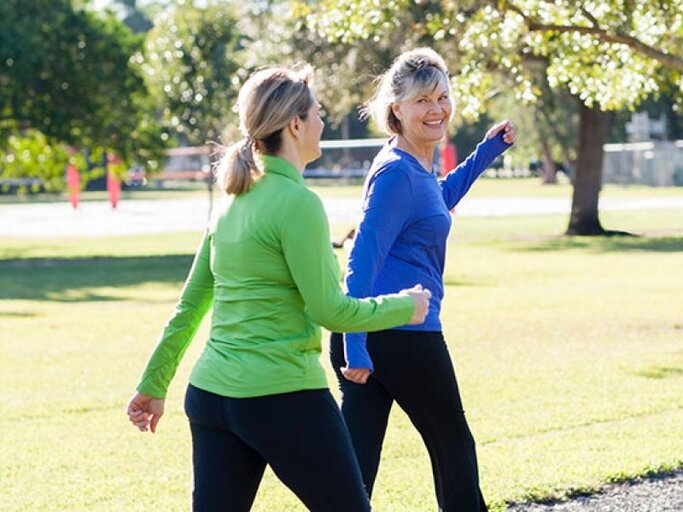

left=0, top=311, right=39, bottom=317
left=516, top=235, right=683, bottom=253
left=0, top=254, right=192, bottom=302
left=633, top=365, right=683, bottom=380
left=443, top=278, right=486, bottom=287
left=0, top=243, right=85, bottom=260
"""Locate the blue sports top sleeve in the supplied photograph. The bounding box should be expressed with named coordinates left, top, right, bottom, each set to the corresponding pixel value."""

left=440, top=132, right=510, bottom=209
left=343, top=163, right=414, bottom=370
left=341, top=133, right=511, bottom=371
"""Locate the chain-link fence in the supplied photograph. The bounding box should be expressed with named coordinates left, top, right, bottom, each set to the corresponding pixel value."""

left=603, top=141, right=683, bottom=187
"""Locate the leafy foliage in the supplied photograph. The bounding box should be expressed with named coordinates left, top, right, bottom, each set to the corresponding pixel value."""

left=0, top=0, right=165, bottom=157
left=306, top=0, right=683, bottom=115
left=0, top=130, right=85, bottom=192
left=140, top=1, right=243, bottom=145
left=0, top=0, right=166, bottom=186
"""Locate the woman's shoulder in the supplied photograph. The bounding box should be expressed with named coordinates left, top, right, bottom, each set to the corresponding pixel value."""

left=282, top=183, right=325, bottom=216
left=258, top=172, right=319, bottom=207
left=363, top=156, right=414, bottom=205
left=370, top=147, right=412, bottom=181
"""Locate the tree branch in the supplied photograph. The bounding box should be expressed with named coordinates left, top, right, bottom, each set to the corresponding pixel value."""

left=505, top=1, right=683, bottom=72
left=580, top=7, right=600, bottom=28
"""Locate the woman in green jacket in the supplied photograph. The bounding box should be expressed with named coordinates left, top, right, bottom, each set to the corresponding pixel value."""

left=126, top=65, right=431, bottom=511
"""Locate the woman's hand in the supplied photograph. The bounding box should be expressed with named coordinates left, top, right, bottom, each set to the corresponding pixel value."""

left=127, top=392, right=165, bottom=433
left=342, top=284, right=431, bottom=384
left=402, top=284, right=432, bottom=325
left=486, top=120, right=516, bottom=145
left=341, top=367, right=372, bottom=384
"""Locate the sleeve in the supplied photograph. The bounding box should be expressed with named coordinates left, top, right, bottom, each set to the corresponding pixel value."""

left=136, top=231, right=215, bottom=398
left=280, top=190, right=414, bottom=343
left=440, top=131, right=511, bottom=209
left=343, top=168, right=414, bottom=370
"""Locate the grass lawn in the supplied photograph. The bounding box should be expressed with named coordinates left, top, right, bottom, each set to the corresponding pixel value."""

left=4, top=175, right=683, bottom=205
left=313, top=178, right=683, bottom=200
left=1, top=206, right=682, bottom=511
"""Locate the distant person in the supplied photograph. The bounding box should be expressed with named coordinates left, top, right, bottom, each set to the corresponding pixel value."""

left=127, top=65, right=431, bottom=511
left=330, top=48, right=516, bottom=511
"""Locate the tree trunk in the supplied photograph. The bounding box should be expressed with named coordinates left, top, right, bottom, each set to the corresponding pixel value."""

left=566, top=103, right=608, bottom=235
left=540, top=139, right=557, bottom=184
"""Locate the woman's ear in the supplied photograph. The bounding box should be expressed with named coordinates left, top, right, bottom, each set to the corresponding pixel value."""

left=391, top=103, right=402, bottom=121
left=287, top=116, right=301, bottom=140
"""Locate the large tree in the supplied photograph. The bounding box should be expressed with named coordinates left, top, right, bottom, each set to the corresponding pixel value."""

left=304, top=0, right=683, bottom=235
left=0, top=0, right=165, bottom=174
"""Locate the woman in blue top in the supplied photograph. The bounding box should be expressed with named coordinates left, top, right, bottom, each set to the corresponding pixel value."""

left=330, top=48, right=516, bottom=511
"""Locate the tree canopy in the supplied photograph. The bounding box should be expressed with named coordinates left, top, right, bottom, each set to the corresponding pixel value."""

left=306, top=0, right=682, bottom=115
left=0, top=0, right=164, bottom=159
left=140, top=1, right=243, bottom=145
left=0, top=0, right=165, bottom=188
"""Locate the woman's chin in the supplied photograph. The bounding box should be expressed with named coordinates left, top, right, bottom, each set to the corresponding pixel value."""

left=418, top=133, right=446, bottom=145
left=304, top=149, right=322, bottom=166
left=429, top=128, right=447, bottom=140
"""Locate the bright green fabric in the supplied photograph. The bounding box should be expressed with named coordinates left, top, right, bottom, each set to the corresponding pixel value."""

left=137, top=155, right=414, bottom=398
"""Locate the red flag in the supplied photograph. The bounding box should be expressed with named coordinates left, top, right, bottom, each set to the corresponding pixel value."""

left=65, top=163, right=80, bottom=209
left=439, top=141, right=457, bottom=177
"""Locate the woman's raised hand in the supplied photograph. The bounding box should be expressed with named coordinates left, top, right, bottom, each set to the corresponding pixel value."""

left=402, top=284, right=432, bottom=325
left=485, top=120, right=516, bottom=145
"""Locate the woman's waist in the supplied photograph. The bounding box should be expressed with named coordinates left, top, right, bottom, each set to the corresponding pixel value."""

left=190, top=343, right=328, bottom=399
left=371, top=274, right=444, bottom=300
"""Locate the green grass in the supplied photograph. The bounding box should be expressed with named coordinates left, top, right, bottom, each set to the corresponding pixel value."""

left=4, top=176, right=683, bottom=206
left=467, top=176, right=683, bottom=198
left=0, top=232, right=203, bottom=261
left=0, top=186, right=211, bottom=205
left=323, top=177, right=683, bottom=200
left=1, top=207, right=682, bottom=511
left=320, top=178, right=683, bottom=200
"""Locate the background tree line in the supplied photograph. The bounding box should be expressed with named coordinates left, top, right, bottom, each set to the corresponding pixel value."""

left=1, top=0, right=682, bottom=235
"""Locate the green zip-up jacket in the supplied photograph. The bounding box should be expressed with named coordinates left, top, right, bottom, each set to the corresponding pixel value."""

left=137, top=155, right=415, bottom=398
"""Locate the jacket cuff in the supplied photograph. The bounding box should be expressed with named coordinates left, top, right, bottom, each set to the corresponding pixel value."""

left=481, top=131, right=511, bottom=154
left=343, top=332, right=374, bottom=371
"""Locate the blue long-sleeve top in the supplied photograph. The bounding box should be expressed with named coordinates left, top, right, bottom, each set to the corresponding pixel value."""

left=343, top=133, right=511, bottom=369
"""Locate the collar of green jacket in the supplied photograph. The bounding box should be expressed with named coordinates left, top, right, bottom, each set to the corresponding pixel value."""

left=261, top=154, right=305, bottom=185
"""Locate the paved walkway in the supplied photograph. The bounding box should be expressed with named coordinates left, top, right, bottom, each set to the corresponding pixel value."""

left=1, top=196, right=683, bottom=237
left=507, top=470, right=683, bottom=512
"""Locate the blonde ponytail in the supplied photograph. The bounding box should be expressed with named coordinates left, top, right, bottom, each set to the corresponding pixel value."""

left=215, top=65, right=315, bottom=196
left=215, top=138, right=263, bottom=196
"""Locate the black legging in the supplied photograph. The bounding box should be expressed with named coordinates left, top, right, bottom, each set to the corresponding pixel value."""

left=330, top=330, right=488, bottom=512
left=184, top=384, right=371, bottom=512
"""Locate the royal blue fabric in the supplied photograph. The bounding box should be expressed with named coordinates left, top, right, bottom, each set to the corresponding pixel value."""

left=343, top=133, right=511, bottom=369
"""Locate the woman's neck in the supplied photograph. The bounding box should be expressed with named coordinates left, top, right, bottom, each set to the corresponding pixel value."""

left=395, top=135, right=436, bottom=172
left=275, top=142, right=305, bottom=173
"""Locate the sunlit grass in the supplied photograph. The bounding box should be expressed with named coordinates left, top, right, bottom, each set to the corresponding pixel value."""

left=1, top=206, right=682, bottom=511
left=3, top=176, right=683, bottom=206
